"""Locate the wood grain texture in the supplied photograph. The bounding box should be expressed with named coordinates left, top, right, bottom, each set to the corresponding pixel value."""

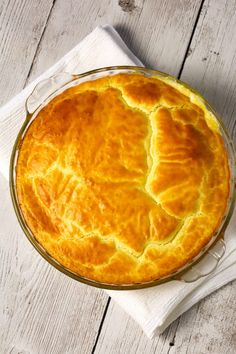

left=93, top=299, right=181, bottom=354
left=171, top=283, right=236, bottom=354
left=0, top=0, right=54, bottom=106
left=27, top=0, right=202, bottom=82
left=181, top=0, right=236, bottom=146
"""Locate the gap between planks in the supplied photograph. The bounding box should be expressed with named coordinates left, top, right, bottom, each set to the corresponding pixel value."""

left=178, top=0, right=205, bottom=79
left=23, top=0, right=57, bottom=88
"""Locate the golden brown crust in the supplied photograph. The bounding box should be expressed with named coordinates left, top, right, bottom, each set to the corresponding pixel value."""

left=16, top=73, right=230, bottom=284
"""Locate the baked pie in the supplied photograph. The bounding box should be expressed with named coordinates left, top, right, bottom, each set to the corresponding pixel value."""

left=16, top=73, right=230, bottom=284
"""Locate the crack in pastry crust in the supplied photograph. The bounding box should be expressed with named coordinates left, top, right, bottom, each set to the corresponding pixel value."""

left=16, top=74, right=230, bottom=284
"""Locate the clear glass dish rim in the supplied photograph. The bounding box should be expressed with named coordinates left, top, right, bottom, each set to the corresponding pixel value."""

left=9, top=65, right=236, bottom=290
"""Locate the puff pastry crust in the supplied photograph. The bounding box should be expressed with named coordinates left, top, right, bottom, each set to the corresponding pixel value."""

left=16, top=73, right=230, bottom=284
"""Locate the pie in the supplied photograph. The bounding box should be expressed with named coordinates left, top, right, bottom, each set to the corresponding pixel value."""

left=16, top=73, right=230, bottom=284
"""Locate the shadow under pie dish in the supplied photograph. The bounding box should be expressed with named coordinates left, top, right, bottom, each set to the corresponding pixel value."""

left=10, top=66, right=235, bottom=289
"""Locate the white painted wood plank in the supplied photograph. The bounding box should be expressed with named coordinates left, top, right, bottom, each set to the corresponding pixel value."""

left=93, top=299, right=181, bottom=354
left=170, top=283, right=236, bottom=354
left=181, top=0, right=236, bottom=144
left=27, top=0, right=202, bottom=82
left=0, top=0, right=54, bottom=106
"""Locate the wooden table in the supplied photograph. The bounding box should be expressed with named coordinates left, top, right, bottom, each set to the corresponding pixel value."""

left=1, top=0, right=236, bottom=353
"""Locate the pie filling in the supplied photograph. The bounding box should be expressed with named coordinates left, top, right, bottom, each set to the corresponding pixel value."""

left=16, top=73, right=230, bottom=284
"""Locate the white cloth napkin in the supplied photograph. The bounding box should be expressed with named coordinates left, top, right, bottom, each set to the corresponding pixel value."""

left=0, top=25, right=235, bottom=339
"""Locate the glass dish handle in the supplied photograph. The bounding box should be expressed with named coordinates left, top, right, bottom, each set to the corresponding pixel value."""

left=179, top=239, right=226, bottom=282
left=26, top=72, right=76, bottom=114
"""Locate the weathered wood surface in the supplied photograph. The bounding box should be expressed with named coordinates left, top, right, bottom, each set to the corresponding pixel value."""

left=1, top=0, right=236, bottom=353
left=26, top=0, right=202, bottom=82
left=0, top=0, right=54, bottom=106
left=181, top=0, right=236, bottom=146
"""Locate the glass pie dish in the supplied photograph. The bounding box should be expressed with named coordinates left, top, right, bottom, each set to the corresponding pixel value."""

left=9, top=66, right=236, bottom=290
